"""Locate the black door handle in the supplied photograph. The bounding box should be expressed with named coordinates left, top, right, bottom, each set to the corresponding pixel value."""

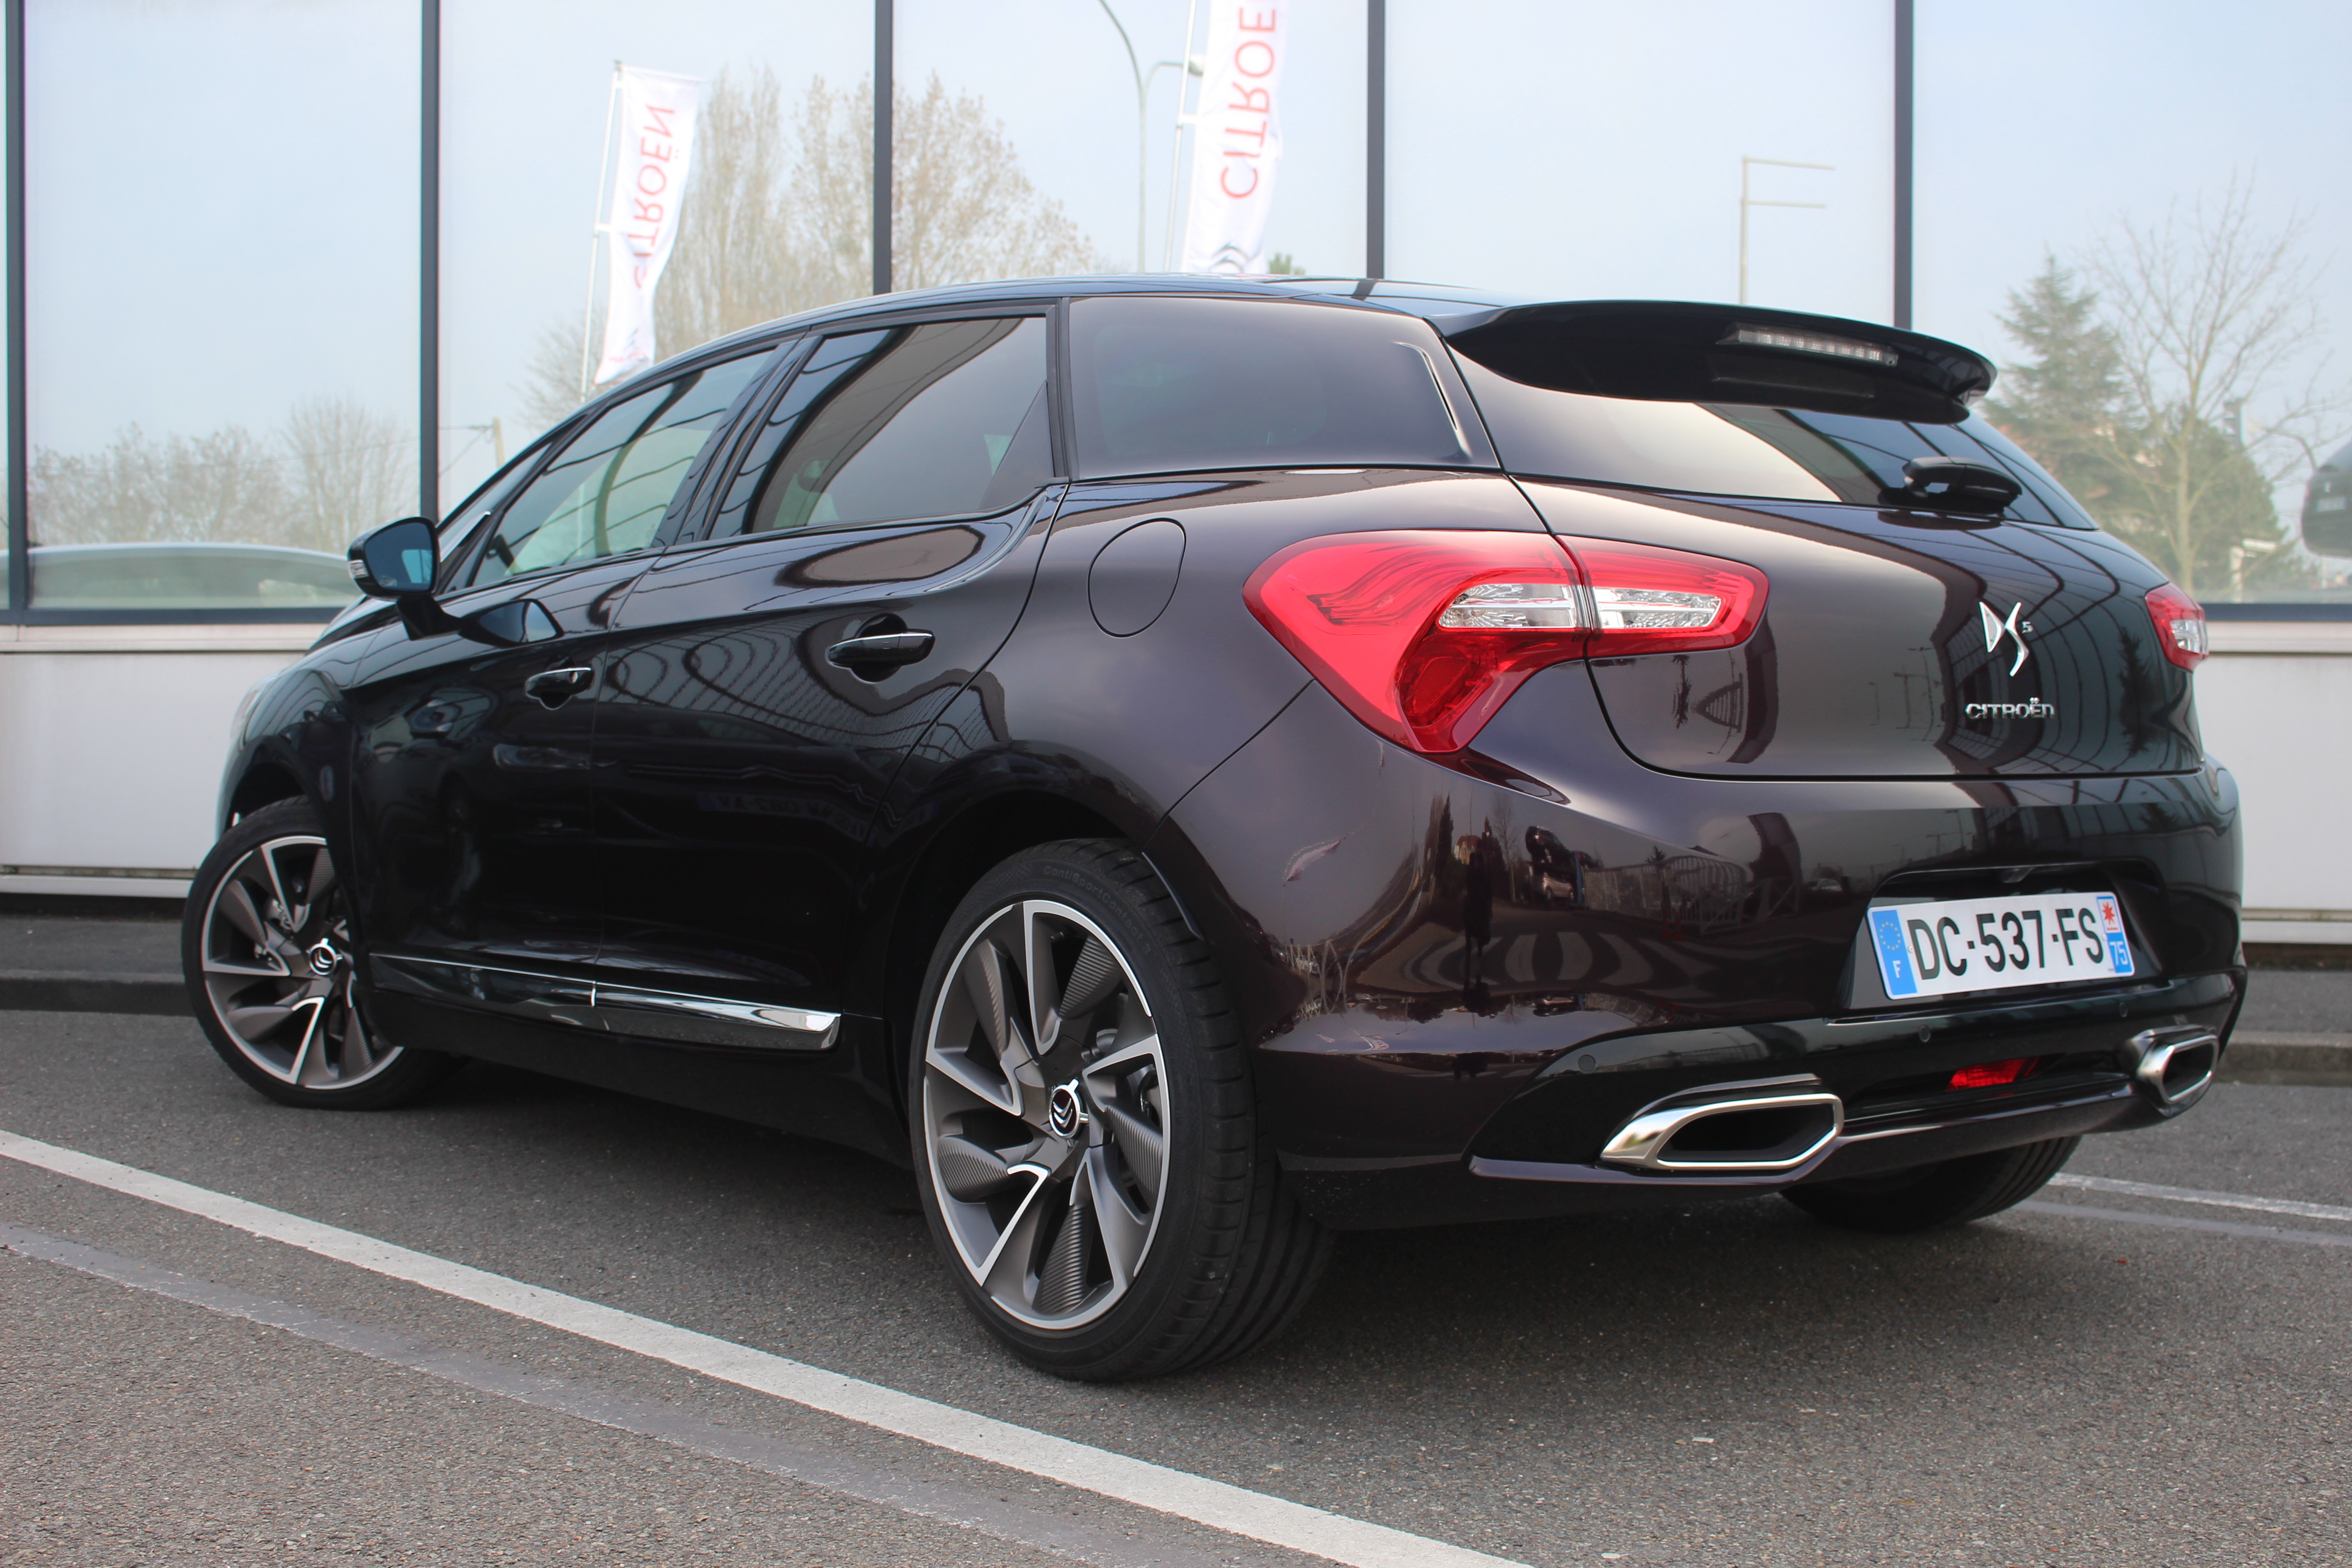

left=825, top=630, right=935, bottom=676
left=525, top=666, right=596, bottom=707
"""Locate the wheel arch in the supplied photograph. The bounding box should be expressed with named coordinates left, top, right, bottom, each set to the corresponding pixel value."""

left=870, top=789, right=1128, bottom=1091
left=225, top=755, right=309, bottom=830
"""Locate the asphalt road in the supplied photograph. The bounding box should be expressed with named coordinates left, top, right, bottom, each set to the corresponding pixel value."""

left=2, top=1008, right=2347, bottom=1567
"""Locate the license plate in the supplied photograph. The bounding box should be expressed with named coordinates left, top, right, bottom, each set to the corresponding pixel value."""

left=2317, top=495, right=2348, bottom=513
left=1868, top=892, right=2135, bottom=999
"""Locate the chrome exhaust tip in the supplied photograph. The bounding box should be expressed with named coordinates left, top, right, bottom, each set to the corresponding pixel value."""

left=2126, top=1026, right=2220, bottom=1112
left=1600, top=1083, right=1844, bottom=1173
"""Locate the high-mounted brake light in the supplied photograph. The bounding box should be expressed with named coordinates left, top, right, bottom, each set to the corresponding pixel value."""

left=1722, top=323, right=1900, bottom=367
left=2144, top=583, right=2208, bottom=670
left=1243, top=531, right=1768, bottom=754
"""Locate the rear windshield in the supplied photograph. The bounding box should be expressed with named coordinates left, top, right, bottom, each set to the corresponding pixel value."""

left=1068, top=296, right=1481, bottom=477
left=1449, top=353, right=2098, bottom=529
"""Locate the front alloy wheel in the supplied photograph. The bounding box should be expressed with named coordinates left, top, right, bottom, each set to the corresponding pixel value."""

left=183, top=796, right=458, bottom=1108
left=921, top=898, right=1169, bottom=1329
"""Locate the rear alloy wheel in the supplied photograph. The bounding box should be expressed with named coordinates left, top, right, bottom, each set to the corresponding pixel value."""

left=912, top=840, right=1330, bottom=1380
left=1782, top=1136, right=2080, bottom=1233
left=183, top=796, right=459, bottom=1109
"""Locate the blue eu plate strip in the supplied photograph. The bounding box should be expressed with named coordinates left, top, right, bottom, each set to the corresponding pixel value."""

left=1868, top=906, right=1919, bottom=996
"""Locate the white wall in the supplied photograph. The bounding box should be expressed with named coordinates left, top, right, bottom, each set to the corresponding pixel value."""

left=4, top=624, right=2346, bottom=945
left=0, top=626, right=309, bottom=897
left=2197, top=623, right=2352, bottom=944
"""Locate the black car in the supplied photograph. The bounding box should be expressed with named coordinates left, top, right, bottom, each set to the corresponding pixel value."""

left=185, top=278, right=2243, bottom=1382
left=2303, top=436, right=2352, bottom=558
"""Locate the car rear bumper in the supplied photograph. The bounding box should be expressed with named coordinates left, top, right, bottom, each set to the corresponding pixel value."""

left=1279, top=968, right=2238, bottom=1230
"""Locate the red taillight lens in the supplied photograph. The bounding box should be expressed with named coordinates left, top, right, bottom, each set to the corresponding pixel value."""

left=1949, top=1057, right=2042, bottom=1090
left=1243, top=530, right=1769, bottom=753
left=2144, top=583, right=2208, bottom=670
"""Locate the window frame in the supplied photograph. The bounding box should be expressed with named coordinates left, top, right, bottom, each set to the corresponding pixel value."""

left=439, top=336, right=791, bottom=597
left=673, top=303, right=1065, bottom=552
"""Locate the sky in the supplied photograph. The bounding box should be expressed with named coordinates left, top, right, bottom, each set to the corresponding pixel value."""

left=24, top=0, right=2352, bottom=512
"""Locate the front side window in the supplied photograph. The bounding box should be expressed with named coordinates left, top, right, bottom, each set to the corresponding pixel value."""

left=468, top=350, right=771, bottom=588
left=1068, top=296, right=1480, bottom=477
left=707, top=316, right=1052, bottom=541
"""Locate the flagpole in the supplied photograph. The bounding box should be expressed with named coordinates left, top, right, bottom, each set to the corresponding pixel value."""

left=578, top=61, right=622, bottom=400
left=1160, top=0, right=1199, bottom=270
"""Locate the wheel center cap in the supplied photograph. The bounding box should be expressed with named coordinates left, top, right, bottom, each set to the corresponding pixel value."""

left=305, top=941, right=339, bottom=977
left=1047, top=1080, right=1087, bottom=1140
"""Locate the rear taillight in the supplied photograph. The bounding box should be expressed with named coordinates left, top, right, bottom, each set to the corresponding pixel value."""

left=2144, top=584, right=2208, bottom=670
left=1243, top=530, right=1768, bottom=753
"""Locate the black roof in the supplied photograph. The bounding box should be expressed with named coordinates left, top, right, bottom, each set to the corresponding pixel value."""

left=656, top=272, right=1996, bottom=406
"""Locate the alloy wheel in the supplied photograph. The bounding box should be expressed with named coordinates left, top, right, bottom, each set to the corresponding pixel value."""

left=197, top=833, right=399, bottom=1090
left=921, top=899, right=1168, bottom=1330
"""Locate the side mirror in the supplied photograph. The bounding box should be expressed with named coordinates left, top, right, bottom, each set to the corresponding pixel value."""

left=348, top=517, right=441, bottom=598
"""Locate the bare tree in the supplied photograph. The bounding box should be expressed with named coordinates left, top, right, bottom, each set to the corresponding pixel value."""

left=517, top=71, right=1108, bottom=431
left=656, top=68, right=833, bottom=350
left=31, top=423, right=291, bottom=546
left=281, top=395, right=416, bottom=550
left=880, top=74, right=1107, bottom=289
left=31, top=397, right=414, bottom=554
left=2079, top=181, right=2347, bottom=592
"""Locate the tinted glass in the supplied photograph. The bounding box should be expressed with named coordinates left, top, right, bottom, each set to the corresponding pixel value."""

left=469, top=352, right=769, bottom=587
left=1452, top=354, right=2098, bottom=529
left=24, top=0, right=416, bottom=613
left=1069, top=297, right=1475, bottom=476
left=712, top=317, right=1051, bottom=539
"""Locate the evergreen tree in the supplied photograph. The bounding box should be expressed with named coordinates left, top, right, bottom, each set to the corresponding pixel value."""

left=1984, top=256, right=2131, bottom=522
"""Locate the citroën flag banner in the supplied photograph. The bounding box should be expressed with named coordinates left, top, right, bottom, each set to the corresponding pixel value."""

left=593, top=67, right=702, bottom=385
left=1179, top=5, right=1288, bottom=274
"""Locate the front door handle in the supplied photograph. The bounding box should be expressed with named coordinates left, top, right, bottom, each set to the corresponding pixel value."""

left=825, top=630, right=935, bottom=676
left=525, top=666, right=596, bottom=707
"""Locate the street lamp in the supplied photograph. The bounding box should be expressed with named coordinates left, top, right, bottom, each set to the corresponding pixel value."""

left=1096, top=0, right=1188, bottom=271
left=1739, top=156, right=1833, bottom=306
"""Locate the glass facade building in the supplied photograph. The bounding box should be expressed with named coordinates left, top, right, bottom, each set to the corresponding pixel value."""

left=4, top=0, right=2349, bottom=620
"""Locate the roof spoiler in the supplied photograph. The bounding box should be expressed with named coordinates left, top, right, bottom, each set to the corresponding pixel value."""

left=1436, top=300, right=1994, bottom=423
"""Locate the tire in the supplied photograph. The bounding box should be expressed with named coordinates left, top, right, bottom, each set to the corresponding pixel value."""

left=909, top=839, right=1332, bottom=1382
left=1782, top=1137, right=2080, bottom=1234
left=182, top=796, right=461, bottom=1110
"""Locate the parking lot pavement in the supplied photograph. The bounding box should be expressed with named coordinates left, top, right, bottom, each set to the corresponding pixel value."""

left=3, top=1009, right=2347, bottom=1568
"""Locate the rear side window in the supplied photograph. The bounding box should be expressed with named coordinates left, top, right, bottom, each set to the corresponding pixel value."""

left=468, top=350, right=771, bottom=587
left=707, top=316, right=1052, bottom=539
left=1450, top=346, right=2097, bottom=529
left=1069, top=296, right=1482, bottom=477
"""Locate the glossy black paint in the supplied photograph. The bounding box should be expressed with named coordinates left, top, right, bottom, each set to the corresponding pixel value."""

left=210, top=276, right=2244, bottom=1230
left=1525, top=484, right=2200, bottom=778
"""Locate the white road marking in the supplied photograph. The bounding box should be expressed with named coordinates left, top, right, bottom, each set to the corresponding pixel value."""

left=2047, top=1172, right=2352, bottom=1225
left=1, top=1222, right=1268, bottom=1568
left=0, top=1129, right=1521, bottom=1568
left=2014, top=1201, right=2352, bottom=1250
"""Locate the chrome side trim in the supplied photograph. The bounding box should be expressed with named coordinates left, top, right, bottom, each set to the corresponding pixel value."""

left=368, top=955, right=840, bottom=1051
left=369, top=955, right=598, bottom=1027
left=593, top=984, right=840, bottom=1051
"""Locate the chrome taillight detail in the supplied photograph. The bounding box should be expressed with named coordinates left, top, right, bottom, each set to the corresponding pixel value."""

left=2145, top=583, right=2209, bottom=670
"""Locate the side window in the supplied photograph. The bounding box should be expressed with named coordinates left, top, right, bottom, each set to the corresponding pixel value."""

left=1068, top=295, right=1478, bottom=477
left=707, top=317, right=1051, bottom=541
left=467, top=350, right=771, bottom=588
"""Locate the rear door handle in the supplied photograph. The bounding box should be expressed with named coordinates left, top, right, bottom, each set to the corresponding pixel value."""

left=825, top=631, right=935, bottom=674
left=525, top=666, right=596, bottom=707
